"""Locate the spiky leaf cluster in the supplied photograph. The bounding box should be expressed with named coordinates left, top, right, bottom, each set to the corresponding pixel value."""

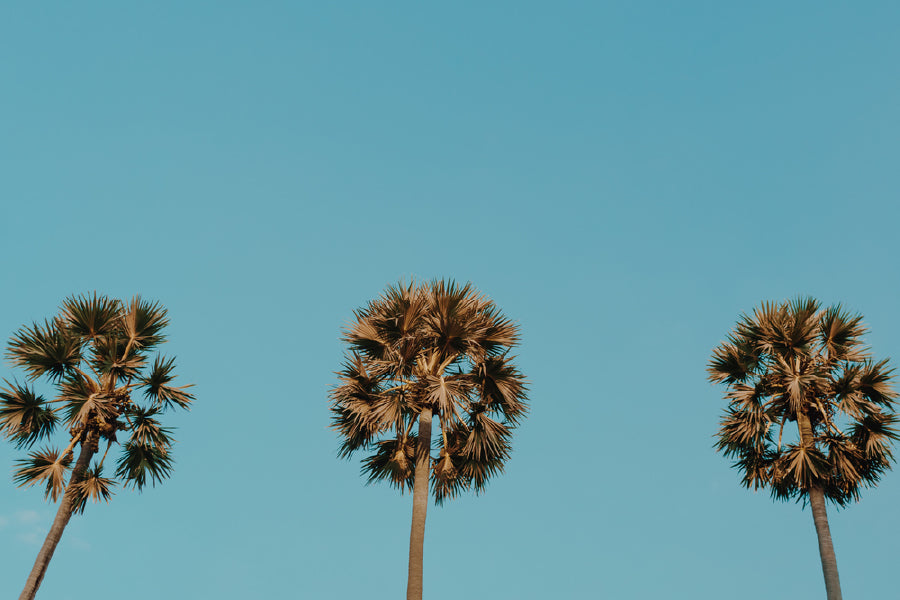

left=2, top=293, right=193, bottom=510
left=709, top=298, right=898, bottom=506
left=331, top=280, right=528, bottom=504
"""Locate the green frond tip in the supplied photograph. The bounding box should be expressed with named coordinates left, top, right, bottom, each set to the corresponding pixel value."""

left=14, top=447, right=73, bottom=502
left=115, top=441, right=174, bottom=490
left=0, top=380, right=58, bottom=448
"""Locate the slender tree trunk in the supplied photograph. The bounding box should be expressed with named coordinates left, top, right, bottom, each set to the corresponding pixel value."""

left=20, top=434, right=96, bottom=600
left=797, top=411, right=842, bottom=600
left=809, top=484, right=842, bottom=600
left=407, top=407, right=432, bottom=600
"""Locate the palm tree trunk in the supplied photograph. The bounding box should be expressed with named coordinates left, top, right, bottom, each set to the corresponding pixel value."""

left=19, top=434, right=96, bottom=600
left=809, top=484, right=842, bottom=600
left=407, top=407, right=432, bottom=600
left=797, top=411, right=842, bottom=600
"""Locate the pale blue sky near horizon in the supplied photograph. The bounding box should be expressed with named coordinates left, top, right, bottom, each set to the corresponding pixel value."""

left=2, top=2, right=900, bottom=598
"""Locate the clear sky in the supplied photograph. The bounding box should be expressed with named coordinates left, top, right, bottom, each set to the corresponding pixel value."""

left=2, top=2, right=899, bottom=598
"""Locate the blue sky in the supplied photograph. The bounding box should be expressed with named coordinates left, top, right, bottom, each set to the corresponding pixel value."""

left=2, top=2, right=899, bottom=598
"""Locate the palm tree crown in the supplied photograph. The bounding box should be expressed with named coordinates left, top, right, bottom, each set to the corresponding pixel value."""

left=708, top=297, right=898, bottom=506
left=331, top=279, right=528, bottom=503
left=1, top=293, right=193, bottom=510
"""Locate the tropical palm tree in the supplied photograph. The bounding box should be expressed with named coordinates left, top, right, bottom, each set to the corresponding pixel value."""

left=708, top=297, right=898, bottom=600
left=330, top=280, right=528, bottom=600
left=1, top=293, right=194, bottom=600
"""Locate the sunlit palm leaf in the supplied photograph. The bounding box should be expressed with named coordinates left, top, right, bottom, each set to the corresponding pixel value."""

left=61, top=293, right=122, bottom=339
left=14, top=447, right=73, bottom=501
left=432, top=449, right=466, bottom=505
left=122, top=296, right=169, bottom=350
left=818, top=305, right=867, bottom=363
left=732, top=447, right=774, bottom=490
left=0, top=380, right=58, bottom=448
left=89, top=335, right=146, bottom=381
left=462, top=410, right=511, bottom=463
left=858, top=359, right=898, bottom=406
left=59, top=373, right=111, bottom=427
left=71, top=466, right=116, bottom=514
left=361, top=437, right=416, bottom=491
left=473, top=356, right=528, bottom=424
left=138, top=355, right=194, bottom=410
left=7, top=320, right=82, bottom=381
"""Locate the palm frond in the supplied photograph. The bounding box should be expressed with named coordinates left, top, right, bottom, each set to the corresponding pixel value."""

left=7, top=320, right=82, bottom=381
left=425, top=374, right=471, bottom=421
left=14, top=447, right=73, bottom=501
left=59, top=372, right=103, bottom=426
left=121, top=296, right=169, bottom=350
left=126, top=405, right=173, bottom=449
left=818, top=305, right=868, bottom=363
left=61, top=377, right=118, bottom=427
left=115, top=441, right=174, bottom=490
left=61, top=293, right=122, bottom=339
left=457, top=450, right=506, bottom=494
left=472, top=355, right=528, bottom=424
left=781, top=443, right=828, bottom=490
left=361, top=437, right=416, bottom=491
left=732, top=447, right=775, bottom=490
left=858, top=359, right=898, bottom=406
left=708, top=337, right=760, bottom=384
left=850, top=411, right=899, bottom=461
left=432, top=449, right=466, bottom=505
left=462, top=410, right=511, bottom=463
left=716, top=407, right=772, bottom=458
left=0, top=380, right=58, bottom=448
left=88, top=335, right=146, bottom=381
left=70, top=466, right=116, bottom=514
left=138, top=355, right=194, bottom=410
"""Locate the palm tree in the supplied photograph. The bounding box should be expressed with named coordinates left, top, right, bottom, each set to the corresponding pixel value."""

left=330, top=280, right=528, bottom=600
left=1, top=293, right=194, bottom=600
left=708, top=297, right=898, bottom=600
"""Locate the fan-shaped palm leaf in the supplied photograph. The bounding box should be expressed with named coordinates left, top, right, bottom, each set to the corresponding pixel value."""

left=70, top=466, right=116, bottom=514
left=362, top=437, right=416, bottom=490
left=115, top=441, right=173, bottom=490
left=138, top=355, right=194, bottom=410
left=61, top=293, right=122, bottom=339
left=121, top=296, right=168, bottom=350
left=88, top=335, right=147, bottom=381
left=126, top=405, right=172, bottom=449
left=0, top=380, right=58, bottom=448
left=7, top=320, right=82, bottom=381
left=14, top=447, right=73, bottom=502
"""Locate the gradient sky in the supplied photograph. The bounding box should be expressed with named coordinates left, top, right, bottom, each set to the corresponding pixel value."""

left=2, top=2, right=899, bottom=598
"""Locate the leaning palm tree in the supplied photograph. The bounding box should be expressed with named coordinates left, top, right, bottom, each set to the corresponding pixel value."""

left=330, top=280, right=528, bottom=600
left=708, top=297, right=897, bottom=600
left=1, top=293, right=193, bottom=600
